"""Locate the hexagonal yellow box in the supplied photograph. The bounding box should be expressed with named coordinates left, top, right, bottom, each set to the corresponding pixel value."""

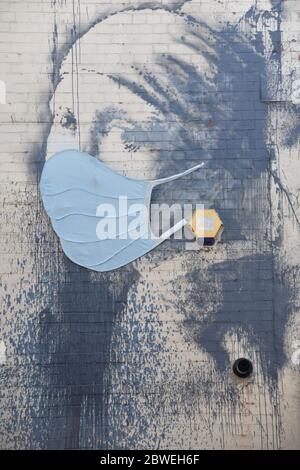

left=189, top=209, right=224, bottom=245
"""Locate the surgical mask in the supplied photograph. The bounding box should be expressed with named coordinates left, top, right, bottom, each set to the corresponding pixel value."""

left=40, top=150, right=203, bottom=271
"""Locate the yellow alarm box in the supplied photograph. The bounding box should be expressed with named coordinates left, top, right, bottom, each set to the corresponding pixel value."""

left=189, top=209, right=224, bottom=246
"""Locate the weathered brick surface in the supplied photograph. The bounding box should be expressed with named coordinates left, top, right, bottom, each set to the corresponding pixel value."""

left=0, top=0, right=300, bottom=449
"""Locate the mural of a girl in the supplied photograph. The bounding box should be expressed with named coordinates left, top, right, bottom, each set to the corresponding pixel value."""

left=41, top=0, right=299, bottom=449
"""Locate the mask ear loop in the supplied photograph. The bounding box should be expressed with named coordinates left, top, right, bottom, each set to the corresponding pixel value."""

left=148, top=162, right=204, bottom=241
left=149, top=162, right=204, bottom=187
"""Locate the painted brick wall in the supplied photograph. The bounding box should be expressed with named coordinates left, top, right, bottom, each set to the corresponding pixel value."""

left=0, top=0, right=300, bottom=449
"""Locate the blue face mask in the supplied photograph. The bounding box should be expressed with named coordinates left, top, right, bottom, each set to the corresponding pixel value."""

left=40, top=150, right=203, bottom=271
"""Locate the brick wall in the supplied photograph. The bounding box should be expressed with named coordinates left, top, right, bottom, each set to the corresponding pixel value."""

left=0, top=0, right=299, bottom=449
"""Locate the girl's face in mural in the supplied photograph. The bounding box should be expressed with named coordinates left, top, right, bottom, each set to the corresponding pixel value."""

left=46, top=4, right=267, bottom=326
left=46, top=4, right=281, bottom=396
